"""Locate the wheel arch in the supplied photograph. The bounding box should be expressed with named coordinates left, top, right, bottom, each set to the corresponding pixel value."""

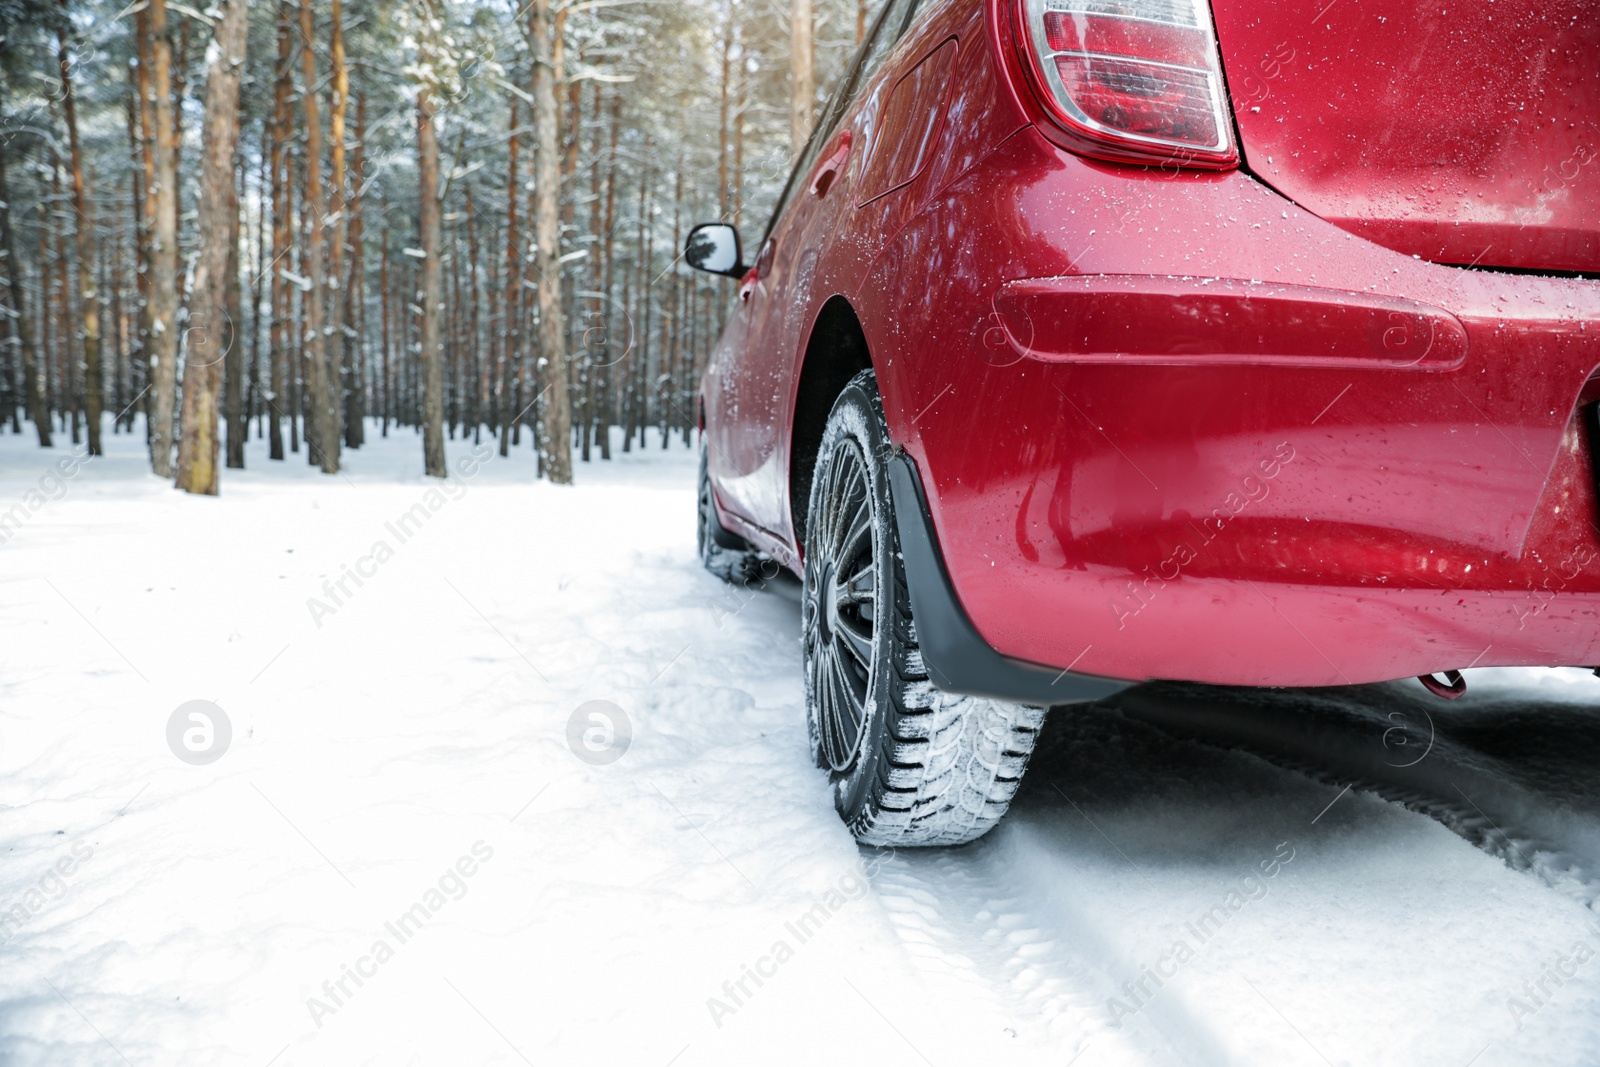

left=789, top=295, right=875, bottom=549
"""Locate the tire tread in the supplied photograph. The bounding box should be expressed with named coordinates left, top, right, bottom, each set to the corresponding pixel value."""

left=817, top=370, right=1045, bottom=848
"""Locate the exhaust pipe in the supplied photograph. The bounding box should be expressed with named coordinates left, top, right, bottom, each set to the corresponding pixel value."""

left=1417, top=670, right=1467, bottom=700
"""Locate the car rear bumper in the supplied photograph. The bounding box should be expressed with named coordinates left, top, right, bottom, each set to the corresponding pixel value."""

left=923, top=282, right=1600, bottom=685
left=880, top=135, right=1600, bottom=688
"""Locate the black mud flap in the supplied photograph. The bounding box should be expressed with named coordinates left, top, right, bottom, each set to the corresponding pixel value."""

left=886, top=451, right=1134, bottom=707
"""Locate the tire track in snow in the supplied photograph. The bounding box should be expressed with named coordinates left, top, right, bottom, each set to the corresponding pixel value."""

left=1111, top=674, right=1600, bottom=913
left=867, top=842, right=1159, bottom=1066
left=861, top=704, right=1301, bottom=1067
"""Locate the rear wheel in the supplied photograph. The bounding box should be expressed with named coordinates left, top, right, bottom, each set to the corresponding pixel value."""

left=802, top=370, right=1045, bottom=847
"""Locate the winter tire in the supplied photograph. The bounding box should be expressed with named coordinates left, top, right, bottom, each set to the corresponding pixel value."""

left=802, top=370, right=1046, bottom=847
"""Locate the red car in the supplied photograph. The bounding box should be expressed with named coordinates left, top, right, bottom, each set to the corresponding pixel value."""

left=686, top=0, right=1600, bottom=846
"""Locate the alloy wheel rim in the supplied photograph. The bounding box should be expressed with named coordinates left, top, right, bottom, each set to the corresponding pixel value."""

left=805, top=440, right=878, bottom=774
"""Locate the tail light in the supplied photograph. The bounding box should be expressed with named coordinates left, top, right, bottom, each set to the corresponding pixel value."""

left=1002, top=0, right=1238, bottom=168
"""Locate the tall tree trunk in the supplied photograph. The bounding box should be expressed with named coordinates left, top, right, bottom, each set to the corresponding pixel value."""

left=587, top=81, right=606, bottom=459
left=484, top=204, right=500, bottom=443
left=404, top=252, right=416, bottom=429
left=718, top=11, right=733, bottom=220
left=50, top=148, right=78, bottom=445
left=106, top=240, right=124, bottom=432
left=498, top=96, right=519, bottom=458
left=328, top=0, right=351, bottom=448
left=1, top=295, right=15, bottom=432
left=248, top=125, right=269, bottom=438
left=733, top=74, right=746, bottom=233
left=670, top=160, right=683, bottom=445
left=301, top=158, right=317, bottom=467
left=267, top=0, right=291, bottom=460
left=379, top=226, right=390, bottom=437
left=634, top=152, right=651, bottom=448
left=343, top=91, right=366, bottom=447
left=135, top=2, right=158, bottom=440
left=58, top=12, right=102, bottom=455
left=619, top=265, right=630, bottom=453
left=416, top=86, right=446, bottom=477
left=224, top=154, right=245, bottom=468
left=531, top=0, right=572, bottom=483
left=175, top=0, right=248, bottom=495
left=298, top=0, right=338, bottom=473
left=0, top=302, right=14, bottom=433
left=600, top=92, right=619, bottom=458
left=562, top=51, right=582, bottom=452
left=466, top=190, right=482, bottom=443
left=0, top=151, right=50, bottom=445
left=515, top=120, right=539, bottom=451
left=641, top=163, right=657, bottom=449
left=35, top=181, right=52, bottom=431
left=790, top=0, right=814, bottom=153
left=37, top=184, right=54, bottom=431
left=575, top=83, right=590, bottom=464
left=125, top=91, right=148, bottom=434
left=496, top=93, right=521, bottom=457
left=446, top=217, right=460, bottom=438
left=147, top=0, right=180, bottom=475
left=134, top=3, right=157, bottom=436
left=289, top=140, right=300, bottom=456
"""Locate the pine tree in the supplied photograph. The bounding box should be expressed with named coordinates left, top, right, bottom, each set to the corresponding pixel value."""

left=530, top=0, right=572, bottom=483
left=56, top=6, right=101, bottom=454
left=299, top=0, right=339, bottom=473
left=146, top=0, right=180, bottom=476
left=408, top=0, right=448, bottom=477
left=174, top=0, right=248, bottom=494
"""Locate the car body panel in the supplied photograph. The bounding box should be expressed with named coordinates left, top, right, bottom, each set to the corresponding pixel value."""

left=1210, top=0, right=1600, bottom=273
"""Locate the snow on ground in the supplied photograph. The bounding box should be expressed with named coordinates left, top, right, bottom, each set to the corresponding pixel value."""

left=1, top=421, right=1598, bottom=1066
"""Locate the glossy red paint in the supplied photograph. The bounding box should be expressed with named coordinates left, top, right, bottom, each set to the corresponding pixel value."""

left=1210, top=0, right=1600, bottom=273
left=856, top=40, right=959, bottom=205
left=700, top=0, right=1600, bottom=688
left=993, top=275, right=1469, bottom=370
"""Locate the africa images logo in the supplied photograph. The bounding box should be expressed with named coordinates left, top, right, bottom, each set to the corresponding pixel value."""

left=166, top=700, right=232, bottom=766
left=567, top=700, right=631, bottom=766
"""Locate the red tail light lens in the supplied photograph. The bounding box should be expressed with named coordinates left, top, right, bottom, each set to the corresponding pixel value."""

left=1014, top=0, right=1237, bottom=167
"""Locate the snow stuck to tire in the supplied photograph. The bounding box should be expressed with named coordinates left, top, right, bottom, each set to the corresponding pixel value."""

left=807, top=370, right=1046, bottom=848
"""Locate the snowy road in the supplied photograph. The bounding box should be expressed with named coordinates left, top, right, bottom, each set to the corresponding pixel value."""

left=2, top=425, right=1598, bottom=1066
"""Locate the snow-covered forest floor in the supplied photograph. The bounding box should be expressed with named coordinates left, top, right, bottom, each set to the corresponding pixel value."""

left=3, top=424, right=1599, bottom=1066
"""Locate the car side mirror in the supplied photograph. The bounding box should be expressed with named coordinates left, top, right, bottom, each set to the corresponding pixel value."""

left=685, top=223, right=745, bottom=278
